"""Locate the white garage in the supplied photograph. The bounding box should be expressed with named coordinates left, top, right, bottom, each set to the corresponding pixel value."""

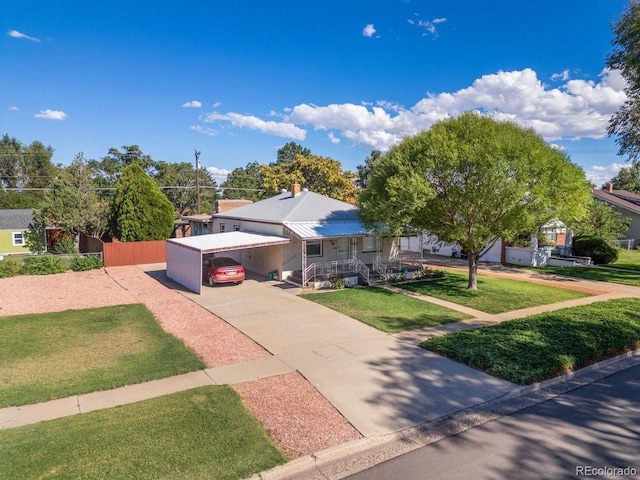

left=166, top=231, right=290, bottom=294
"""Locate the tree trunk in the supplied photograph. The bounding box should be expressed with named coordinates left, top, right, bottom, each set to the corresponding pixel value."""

left=467, top=252, right=479, bottom=290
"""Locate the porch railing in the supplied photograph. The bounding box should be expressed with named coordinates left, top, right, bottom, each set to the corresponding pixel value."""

left=302, top=259, right=370, bottom=286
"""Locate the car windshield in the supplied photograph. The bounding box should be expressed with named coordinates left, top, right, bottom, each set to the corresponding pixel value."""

left=213, top=257, right=240, bottom=267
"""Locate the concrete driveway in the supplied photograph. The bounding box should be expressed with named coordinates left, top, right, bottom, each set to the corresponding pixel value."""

left=181, top=274, right=515, bottom=437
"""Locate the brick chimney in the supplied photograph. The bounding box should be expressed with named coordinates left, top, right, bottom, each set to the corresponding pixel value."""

left=606, top=182, right=613, bottom=192
left=291, top=183, right=302, bottom=197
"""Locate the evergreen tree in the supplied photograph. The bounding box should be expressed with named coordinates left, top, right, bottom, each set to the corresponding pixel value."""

left=111, top=163, right=175, bottom=241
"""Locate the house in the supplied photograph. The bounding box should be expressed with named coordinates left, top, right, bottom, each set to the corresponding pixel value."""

left=180, top=199, right=253, bottom=237
left=593, top=184, right=640, bottom=248
left=166, top=184, right=394, bottom=294
left=0, top=209, right=35, bottom=256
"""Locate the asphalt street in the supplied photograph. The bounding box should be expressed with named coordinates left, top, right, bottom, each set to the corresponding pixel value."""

left=347, top=364, right=640, bottom=480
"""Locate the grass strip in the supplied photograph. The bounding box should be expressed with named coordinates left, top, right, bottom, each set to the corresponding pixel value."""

left=537, top=266, right=640, bottom=287
left=420, top=298, right=640, bottom=385
left=0, top=385, right=286, bottom=480
left=611, top=248, right=640, bottom=271
left=301, top=286, right=470, bottom=333
left=0, top=304, right=205, bottom=408
left=399, top=270, right=591, bottom=313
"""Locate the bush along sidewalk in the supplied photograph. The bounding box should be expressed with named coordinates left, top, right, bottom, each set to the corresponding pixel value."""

left=0, top=254, right=104, bottom=278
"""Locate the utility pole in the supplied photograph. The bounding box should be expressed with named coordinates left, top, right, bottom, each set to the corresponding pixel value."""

left=194, top=149, right=201, bottom=214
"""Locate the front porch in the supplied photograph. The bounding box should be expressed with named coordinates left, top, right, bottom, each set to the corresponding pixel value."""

left=287, top=253, right=427, bottom=288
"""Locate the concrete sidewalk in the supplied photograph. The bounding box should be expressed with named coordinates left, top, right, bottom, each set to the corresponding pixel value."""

left=0, top=356, right=293, bottom=430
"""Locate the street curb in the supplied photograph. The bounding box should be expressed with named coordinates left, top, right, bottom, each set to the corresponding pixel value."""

left=249, top=347, right=640, bottom=480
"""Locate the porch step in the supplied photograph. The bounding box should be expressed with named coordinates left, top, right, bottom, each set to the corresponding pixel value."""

left=287, top=270, right=303, bottom=286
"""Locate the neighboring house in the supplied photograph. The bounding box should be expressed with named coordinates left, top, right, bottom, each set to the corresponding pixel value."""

left=180, top=199, right=253, bottom=237
left=166, top=184, right=394, bottom=293
left=0, top=209, right=34, bottom=256
left=180, top=213, right=214, bottom=236
left=593, top=184, right=640, bottom=247
left=401, top=234, right=504, bottom=263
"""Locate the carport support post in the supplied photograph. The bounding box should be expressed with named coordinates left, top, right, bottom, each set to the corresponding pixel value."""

left=301, top=240, right=307, bottom=286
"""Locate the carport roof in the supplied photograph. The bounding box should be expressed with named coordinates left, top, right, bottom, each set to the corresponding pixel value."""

left=167, top=231, right=290, bottom=254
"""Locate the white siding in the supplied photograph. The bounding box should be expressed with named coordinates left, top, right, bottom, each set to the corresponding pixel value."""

left=166, top=242, right=202, bottom=295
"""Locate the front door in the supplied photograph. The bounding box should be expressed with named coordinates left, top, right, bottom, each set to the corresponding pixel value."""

left=337, top=238, right=349, bottom=260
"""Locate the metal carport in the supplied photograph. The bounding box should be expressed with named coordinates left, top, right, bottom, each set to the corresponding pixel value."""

left=166, top=231, right=290, bottom=294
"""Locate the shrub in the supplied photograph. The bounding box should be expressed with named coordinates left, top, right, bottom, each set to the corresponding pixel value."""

left=414, top=267, right=446, bottom=280
left=572, top=235, right=619, bottom=265
left=0, top=259, right=20, bottom=278
left=70, top=255, right=104, bottom=271
left=19, top=256, right=68, bottom=275
left=329, top=276, right=346, bottom=289
left=54, top=237, right=78, bottom=254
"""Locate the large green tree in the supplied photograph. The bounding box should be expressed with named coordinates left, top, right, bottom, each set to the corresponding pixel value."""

left=154, top=161, right=218, bottom=215
left=608, top=162, right=640, bottom=193
left=607, top=1, right=640, bottom=161
left=40, top=153, right=109, bottom=249
left=220, top=162, right=263, bottom=201
left=356, top=149, right=382, bottom=189
left=110, top=163, right=174, bottom=241
left=359, top=113, right=592, bottom=290
left=571, top=198, right=631, bottom=241
left=0, top=134, right=58, bottom=208
left=89, top=145, right=157, bottom=188
left=261, top=154, right=357, bottom=203
left=276, top=141, right=311, bottom=164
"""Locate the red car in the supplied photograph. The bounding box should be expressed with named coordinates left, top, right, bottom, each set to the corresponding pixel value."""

left=202, top=256, right=245, bottom=286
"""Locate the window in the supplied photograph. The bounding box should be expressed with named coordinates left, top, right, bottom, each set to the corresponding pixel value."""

left=219, top=223, right=226, bottom=233
left=306, top=241, right=322, bottom=257
left=362, top=236, right=379, bottom=253
left=12, top=232, right=25, bottom=246
left=234, top=224, right=240, bottom=231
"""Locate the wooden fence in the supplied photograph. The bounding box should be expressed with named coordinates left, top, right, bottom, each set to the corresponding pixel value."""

left=102, top=240, right=166, bottom=267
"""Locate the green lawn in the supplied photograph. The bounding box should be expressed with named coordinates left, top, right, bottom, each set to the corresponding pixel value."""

left=611, top=248, right=640, bottom=271
left=421, top=298, right=640, bottom=385
left=301, top=287, right=471, bottom=333
left=537, top=266, right=640, bottom=287
left=0, top=304, right=205, bottom=408
left=0, top=386, right=286, bottom=480
left=398, top=270, right=591, bottom=314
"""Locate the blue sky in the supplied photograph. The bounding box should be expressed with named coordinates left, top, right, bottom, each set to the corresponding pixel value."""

left=0, top=0, right=631, bottom=186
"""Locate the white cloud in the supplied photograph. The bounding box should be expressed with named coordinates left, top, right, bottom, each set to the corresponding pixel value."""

left=182, top=100, right=202, bottom=108
left=409, top=17, right=446, bottom=37
left=362, top=24, right=376, bottom=38
left=198, top=67, right=628, bottom=153
left=328, top=132, right=340, bottom=144
left=551, top=69, right=570, bottom=81
left=190, top=125, right=218, bottom=136
left=9, top=106, right=18, bottom=111
left=206, top=166, right=231, bottom=184
left=584, top=163, right=625, bottom=187
left=212, top=101, right=222, bottom=108
left=8, top=29, right=40, bottom=42
left=204, top=112, right=306, bottom=140
left=418, top=20, right=437, bottom=35
left=34, top=109, right=67, bottom=120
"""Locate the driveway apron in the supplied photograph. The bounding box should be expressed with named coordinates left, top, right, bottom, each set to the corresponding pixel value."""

left=183, top=278, right=515, bottom=437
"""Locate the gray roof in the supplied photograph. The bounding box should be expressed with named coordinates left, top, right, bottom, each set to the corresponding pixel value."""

left=0, top=209, right=34, bottom=230
left=593, top=189, right=640, bottom=216
left=214, top=190, right=360, bottom=223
